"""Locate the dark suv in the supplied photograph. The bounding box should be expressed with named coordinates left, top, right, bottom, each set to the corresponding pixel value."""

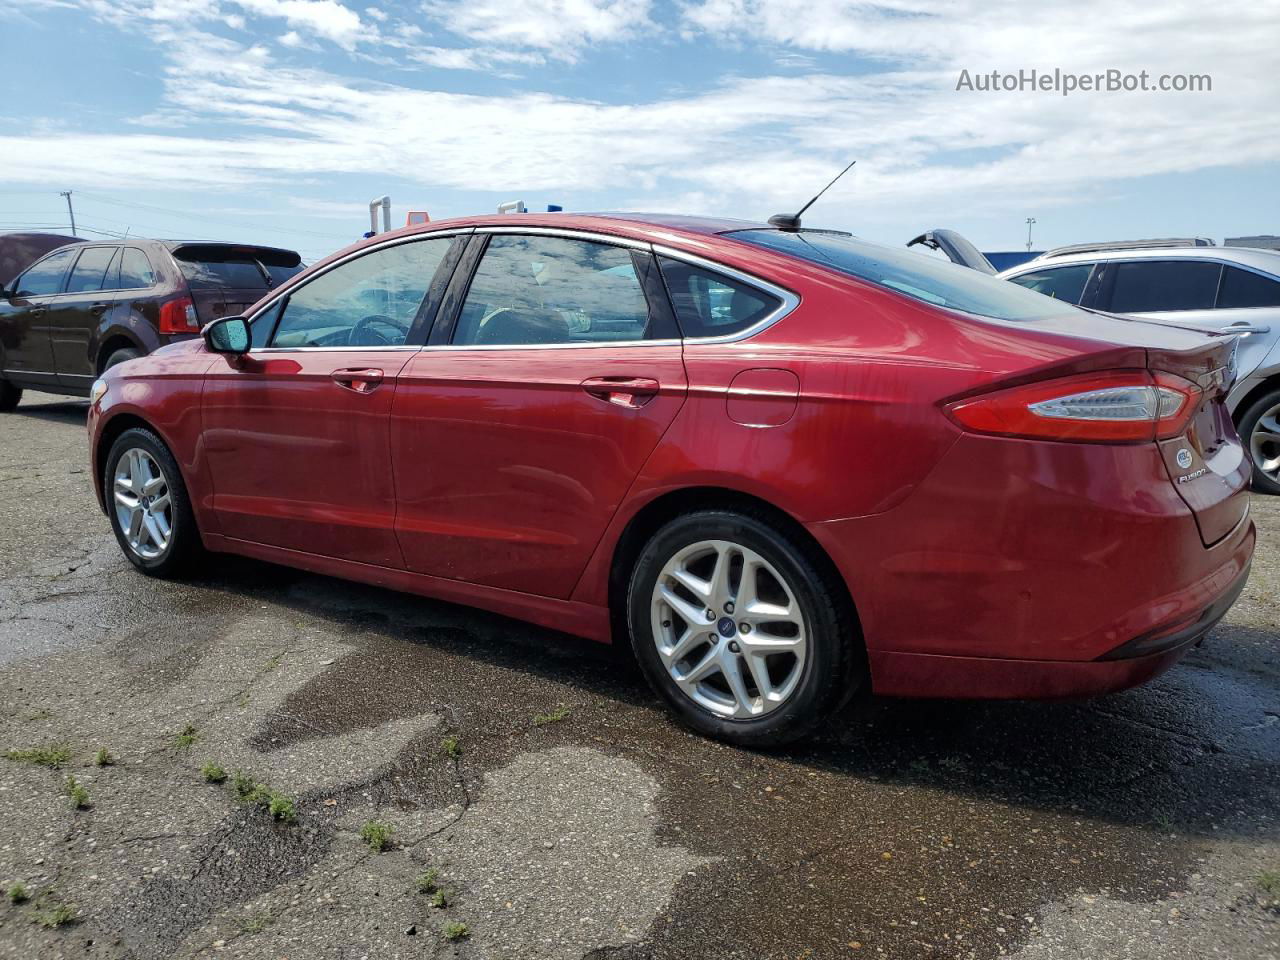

left=0, top=239, right=302, bottom=409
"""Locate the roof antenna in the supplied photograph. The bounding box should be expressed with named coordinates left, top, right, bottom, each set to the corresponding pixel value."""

left=768, top=159, right=856, bottom=233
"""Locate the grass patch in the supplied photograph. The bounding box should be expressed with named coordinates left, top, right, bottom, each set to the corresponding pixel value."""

left=441, top=736, right=461, bottom=759
left=533, top=706, right=571, bottom=726
left=5, top=745, right=71, bottom=768
left=93, top=748, right=114, bottom=767
left=415, top=868, right=441, bottom=894
left=441, top=921, right=469, bottom=941
left=231, top=771, right=258, bottom=801
left=174, top=724, right=198, bottom=750
left=241, top=911, right=273, bottom=934
left=266, top=792, right=297, bottom=824
left=262, top=653, right=284, bottom=673
left=33, top=902, right=76, bottom=928
left=431, top=888, right=452, bottom=909
left=225, top=772, right=295, bottom=822
left=201, top=763, right=227, bottom=784
left=1152, top=813, right=1174, bottom=833
left=1259, top=871, right=1280, bottom=896
left=360, top=820, right=393, bottom=852
left=64, top=776, right=90, bottom=811
left=7, top=882, right=28, bottom=904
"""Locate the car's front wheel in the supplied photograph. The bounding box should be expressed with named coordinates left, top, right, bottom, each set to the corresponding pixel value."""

left=105, top=427, right=201, bottom=576
left=0, top=377, right=20, bottom=412
left=627, top=509, right=861, bottom=746
left=1239, top=387, right=1280, bottom=495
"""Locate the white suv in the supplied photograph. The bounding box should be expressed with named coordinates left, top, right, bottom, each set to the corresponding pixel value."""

left=994, top=242, right=1280, bottom=494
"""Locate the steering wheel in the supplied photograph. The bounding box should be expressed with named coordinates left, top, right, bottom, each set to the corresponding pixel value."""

left=349, top=314, right=410, bottom=346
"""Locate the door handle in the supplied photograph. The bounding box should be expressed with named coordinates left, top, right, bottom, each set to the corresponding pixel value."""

left=30, top=307, right=46, bottom=317
left=581, top=376, right=660, bottom=408
left=89, top=303, right=110, bottom=317
left=1226, top=323, right=1271, bottom=335
left=331, top=368, right=385, bottom=394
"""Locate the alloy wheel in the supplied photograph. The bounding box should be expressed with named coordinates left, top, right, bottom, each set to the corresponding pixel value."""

left=113, top=448, right=173, bottom=560
left=650, top=539, right=808, bottom=719
left=1249, top=401, right=1280, bottom=482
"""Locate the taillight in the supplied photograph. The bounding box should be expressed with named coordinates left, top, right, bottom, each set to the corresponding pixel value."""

left=945, top=371, right=1199, bottom=443
left=158, top=297, right=199, bottom=335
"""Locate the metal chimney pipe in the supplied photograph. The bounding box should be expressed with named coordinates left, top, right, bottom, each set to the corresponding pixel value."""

left=369, top=195, right=391, bottom=234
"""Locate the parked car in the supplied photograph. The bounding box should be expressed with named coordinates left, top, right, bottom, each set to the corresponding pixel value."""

left=0, top=239, right=303, bottom=409
left=87, top=214, right=1253, bottom=746
left=0, top=232, right=84, bottom=290
left=911, top=233, right=1280, bottom=495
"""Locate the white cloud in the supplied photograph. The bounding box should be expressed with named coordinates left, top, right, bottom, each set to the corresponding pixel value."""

left=423, top=0, right=653, bottom=59
left=232, top=0, right=367, bottom=49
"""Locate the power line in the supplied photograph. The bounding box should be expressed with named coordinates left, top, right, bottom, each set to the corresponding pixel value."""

left=76, top=191, right=352, bottom=242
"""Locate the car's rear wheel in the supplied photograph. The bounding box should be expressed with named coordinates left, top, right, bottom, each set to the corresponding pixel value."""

left=627, top=509, right=861, bottom=746
left=0, top=378, right=20, bottom=412
left=102, top=347, right=142, bottom=373
left=105, top=427, right=201, bottom=576
left=1239, top=387, right=1280, bottom=495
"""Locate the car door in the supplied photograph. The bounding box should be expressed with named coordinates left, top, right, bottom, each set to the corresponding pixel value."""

left=201, top=234, right=461, bottom=566
left=390, top=230, right=687, bottom=599
left=52, top=245, right=119, bottom=389
left=0, top=246, right=79, bottom=385
left=1093, top=258, right=1276, bottom=377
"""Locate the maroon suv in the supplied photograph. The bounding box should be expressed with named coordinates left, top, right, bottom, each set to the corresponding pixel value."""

left=0, top=238, right=302, bottom=409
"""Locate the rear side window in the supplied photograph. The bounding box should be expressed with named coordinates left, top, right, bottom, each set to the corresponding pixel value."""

left=14, top=247, right=78, bottom=297
left=66, top=247, right=119, bottom=294
left=118, top=249, right=156, bottom=288
left=1107, top=260, right=1220, bottom=312
left=1006, top=264, right=1093, bottom=304
left=658, top=258, right=781, bottom=338
left=1217, top=266, right=1280, bottom=308
left=731, top=229, right=1076, bottom=321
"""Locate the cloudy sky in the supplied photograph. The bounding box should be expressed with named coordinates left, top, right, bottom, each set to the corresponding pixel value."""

left=1, top=0, right=1278, bottom=262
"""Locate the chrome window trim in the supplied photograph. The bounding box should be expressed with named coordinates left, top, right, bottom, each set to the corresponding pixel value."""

left=240, top=229, right=471, bottom=353
left=472, top=225, right=650, bottom=252
left=651, top=243, right=800, bottom=344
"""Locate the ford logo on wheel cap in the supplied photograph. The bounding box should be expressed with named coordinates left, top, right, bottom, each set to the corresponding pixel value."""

left=1176, top=448, right=1193, bottom=470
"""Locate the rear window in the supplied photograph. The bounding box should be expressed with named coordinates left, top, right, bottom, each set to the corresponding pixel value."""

left=172, top=247, right=302, bottom=292
left=731, top=229, right=1077, bottom=321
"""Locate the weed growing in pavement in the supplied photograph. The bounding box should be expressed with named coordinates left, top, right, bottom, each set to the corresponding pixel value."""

left=33, top=902, right=76, bottom=928
left=442, top=920, right=469, bottom=941
left=7, top=882, right=28, bottom=904
left=93, top=748, right=114, bottom=767
left=64, top=776, right=90, bottom=810
left=360, top=820, right=393, bottom=852
left=4, top=745, right=71, bottom=768
left=201, top=763, right=227, bottom=784
left=1260, top=871, right=1280, bottom=896
left=431, top=888, right=452, bottom=909
left=1153, top=813, right=1174, bottom=833
left=533, top=706, right=571, bottom=726
left=262, top=653, right=284, bottom=673
left=441, top=736, right=461, bottom=759
left=174, top=724, right=198, bottom=750
left=415, top=868, right=440, bottom=894
left=231, top=771, right=257, bottom=800
left=241, top=911, right=273, bottom=933
left=266, top=792, right=297, bottom=823
left=224, top=771, right=295, bottom=822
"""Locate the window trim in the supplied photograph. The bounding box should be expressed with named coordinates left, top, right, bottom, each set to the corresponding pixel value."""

left=420, top=227, right=798, bottom=351
left=242, top=229, right=473, bottom=353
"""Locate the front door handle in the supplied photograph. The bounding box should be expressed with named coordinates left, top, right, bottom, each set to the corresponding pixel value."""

left=89, top=302, right=110, bottom=317
left=581, top=376, right=660, bottom=408
left=29, top=307, right=46, bottom=318
left=331, top=367, right=385, bottom=394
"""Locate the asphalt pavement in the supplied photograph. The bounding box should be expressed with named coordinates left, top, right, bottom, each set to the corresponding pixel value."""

left=0, top=391, right=1277, bottom=959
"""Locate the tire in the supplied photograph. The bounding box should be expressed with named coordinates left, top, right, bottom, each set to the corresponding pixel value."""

left=104, top=427, right=201, bottom=576
left=627, top=509, right=862, bottom=747
left=1238, top=387, right=1280, bottom=496
left=102, top=347, right=142, bottom=373
left=0, top=378, right=20, bottom=412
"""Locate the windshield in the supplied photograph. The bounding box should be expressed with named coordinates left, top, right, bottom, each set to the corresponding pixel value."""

left=729, top=229, right=1079, bottom=322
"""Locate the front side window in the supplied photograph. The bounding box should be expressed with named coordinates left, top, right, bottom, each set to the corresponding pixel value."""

left=118, top=249, right=156, bottom=289
left=66, top=247, right=119, bottom=294
left=1217, top=265, right=1280, bottom=309
left=453, top=235, right=654, bottom=346
left=658, top=257, right=781, bottom=338
left=730, top=229, right=1082, bottom=322
left=1107, top=260, right=1220, bottom=313
left=1006, top=264, right=1094, bottom=304
left=14, top=247, right=78, bottom=297
left=268, top=238, right=450, bottom=348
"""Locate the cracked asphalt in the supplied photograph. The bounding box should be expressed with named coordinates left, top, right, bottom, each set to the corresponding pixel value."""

left=0, top=390, right=1277, bottom=959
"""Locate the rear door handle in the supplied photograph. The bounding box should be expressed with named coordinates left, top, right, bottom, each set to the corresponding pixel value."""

left=1226, top=323, right=1271, bottom=335
left=331, top=367, right=385, bottom=394
left=89, top=302, right=110, bottom=317
left=29, top=307, right=46, bottom=317
left=581, top=376, right=660, bottom=408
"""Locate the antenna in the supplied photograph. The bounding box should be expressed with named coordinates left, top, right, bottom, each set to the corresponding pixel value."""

left=768, top=159, right=856, bottom=232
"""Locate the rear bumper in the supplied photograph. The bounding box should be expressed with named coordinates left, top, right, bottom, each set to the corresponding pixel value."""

left=866, top=552, right=1252, bottom=699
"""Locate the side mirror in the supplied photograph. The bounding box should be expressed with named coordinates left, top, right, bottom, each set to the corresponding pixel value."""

left=203, top=315, right=251, bottom=355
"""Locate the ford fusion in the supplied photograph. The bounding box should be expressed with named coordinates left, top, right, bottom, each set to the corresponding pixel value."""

left=87, top=213, right=1255, bottom=746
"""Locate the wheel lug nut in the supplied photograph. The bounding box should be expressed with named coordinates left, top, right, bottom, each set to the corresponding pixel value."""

left=710, top=635, right=719, bottom=644
left=705, top=609, right=716, bottom=621
left=740, top=622, right=751, bottom=634
left=728, top=641, right=741, bottom=653
left=724, top=601, right=735, bottom=614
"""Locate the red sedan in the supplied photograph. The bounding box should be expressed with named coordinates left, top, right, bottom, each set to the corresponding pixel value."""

left=87, top=213, right=1255, bottom=745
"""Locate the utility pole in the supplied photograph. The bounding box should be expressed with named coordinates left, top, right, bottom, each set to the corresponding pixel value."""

left=1025, top=216, right=1037, bottom=252
left=59, top=190, right=77, bottom=236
